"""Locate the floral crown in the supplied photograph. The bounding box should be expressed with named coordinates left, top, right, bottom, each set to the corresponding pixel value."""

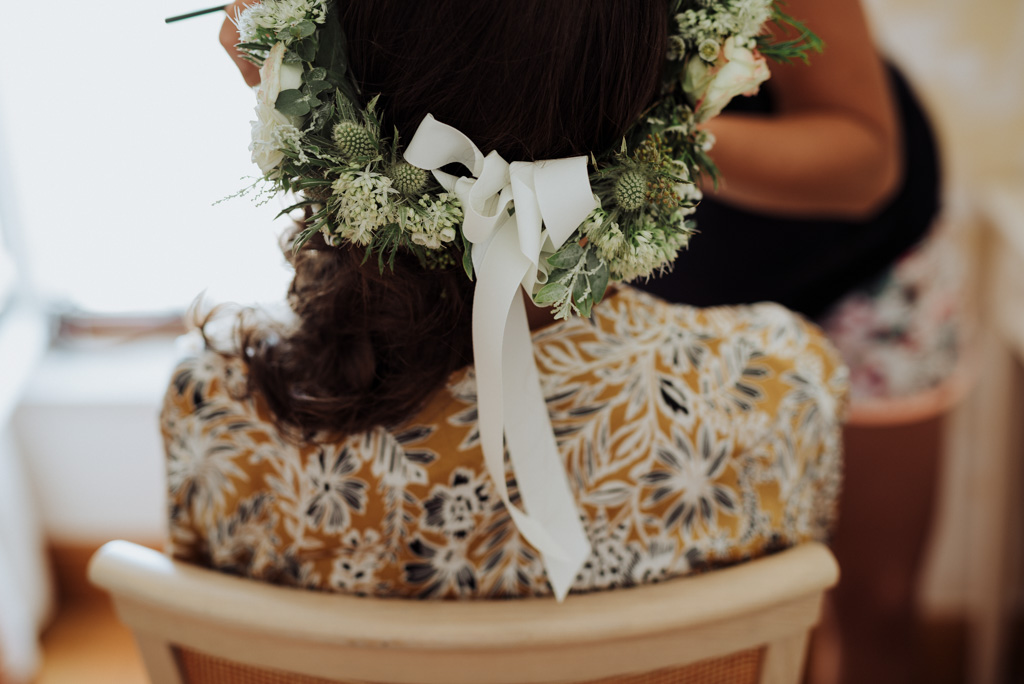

left=238, top=0, right=819, bottom=319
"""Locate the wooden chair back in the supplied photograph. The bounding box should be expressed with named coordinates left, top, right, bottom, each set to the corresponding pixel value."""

left=88, top=540, right=838, bottom=684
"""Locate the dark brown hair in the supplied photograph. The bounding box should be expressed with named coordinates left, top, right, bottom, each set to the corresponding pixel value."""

left=343, top=0, right=668, bottom=160
left=230, top=0, right=667, bottom=439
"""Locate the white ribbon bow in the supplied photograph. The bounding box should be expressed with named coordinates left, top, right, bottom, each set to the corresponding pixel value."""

left=405, top=115, right=596, bottom=600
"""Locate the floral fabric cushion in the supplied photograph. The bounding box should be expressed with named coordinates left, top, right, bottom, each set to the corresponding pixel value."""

left=162, top=287, right=847, bottom=598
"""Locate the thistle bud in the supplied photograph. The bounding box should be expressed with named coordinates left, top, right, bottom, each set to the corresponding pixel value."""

left=614, top=171, right=648, bottom=212
left=332, top=121, right=376, bottom=159
left=388, top=162, right=429, bottom=195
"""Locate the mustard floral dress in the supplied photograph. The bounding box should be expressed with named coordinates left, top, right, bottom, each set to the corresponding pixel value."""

left=162, top=287, right=848, bottom=598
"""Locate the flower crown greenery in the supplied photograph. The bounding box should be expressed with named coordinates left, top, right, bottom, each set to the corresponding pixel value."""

left=237, top=0, right=821, bottom=319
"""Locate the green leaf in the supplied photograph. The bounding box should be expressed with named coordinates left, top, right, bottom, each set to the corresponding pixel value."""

left=461, top=232, right=475, bottom=280
left=572, top=273, right=588, bottom=302
left=314, top=1, right=361, bottom=105
left=235, top=42, right=270, bottom=53
left=274, top=199, right=319, bottom=219
left=760, top=4, right=825, bottom=65
left=576, top=294, right=594, bottom=319
left=547, top=243, right=584, bottom=269
left=589, top=263, right=610, bottom=305
left=534, top=282, right=569, bottom=305
left=304, top=79, right=333, bottom=97
left=547, top=267, right=569, bottom=283
left=307, top=102, right=335, bottom=133
left=275, top=89, right=310, bottom=116
left=289, top=20, right=317, bottom=40
left=305, top=67, right=328, bottom=83
left=291, top=223, right=319, bottom=253
left=296, top=80, right=332, bottom=109
left=294, top=35, right=318, bottom=62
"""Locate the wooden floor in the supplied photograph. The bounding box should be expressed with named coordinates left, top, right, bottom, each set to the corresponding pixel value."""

left=35, top=594, right=147, bottom=684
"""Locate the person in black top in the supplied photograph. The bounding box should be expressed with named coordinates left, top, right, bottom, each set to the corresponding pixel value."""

left=639, top=66, right=939, bottom=320
left=637, top=2, right=947, bottom=683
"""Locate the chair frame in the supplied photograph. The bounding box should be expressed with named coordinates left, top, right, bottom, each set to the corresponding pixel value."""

left=88, top=541, right=838, bottom=684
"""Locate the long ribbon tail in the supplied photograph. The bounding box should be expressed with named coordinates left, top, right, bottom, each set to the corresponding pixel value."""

left=473, top=219, right=590, bottom=600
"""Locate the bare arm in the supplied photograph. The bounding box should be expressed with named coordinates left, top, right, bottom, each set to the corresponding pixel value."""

left=703, top=0, right=901, bottom=219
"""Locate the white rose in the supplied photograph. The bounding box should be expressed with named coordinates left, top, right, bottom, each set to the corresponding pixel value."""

left=682, top=36, right=770, bottom=123
left=249, top=42, right=304, bottom=175
left=256, top=41, right=304, bottom=105
left=250, top=101, right=297, bottom=175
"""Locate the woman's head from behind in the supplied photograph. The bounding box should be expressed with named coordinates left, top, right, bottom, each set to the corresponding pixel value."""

left=342, top=0, right=667, bottom=160
left=242, top=0, right=668, bottom=438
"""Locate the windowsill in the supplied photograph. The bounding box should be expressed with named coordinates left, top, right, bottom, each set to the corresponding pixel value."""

left=14, top=332, right=187, bottom=543
left=19, top=334, right=187, bottom=408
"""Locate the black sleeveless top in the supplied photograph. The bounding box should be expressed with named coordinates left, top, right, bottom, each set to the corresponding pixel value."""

left=638, top=66, right=940, bottom=319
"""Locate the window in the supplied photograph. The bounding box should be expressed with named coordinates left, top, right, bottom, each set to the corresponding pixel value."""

left=0, top=107, right=20, bottom=319
left=0, top=1, right=292, bottom=316
left=0, top=225, right=13, bottom=317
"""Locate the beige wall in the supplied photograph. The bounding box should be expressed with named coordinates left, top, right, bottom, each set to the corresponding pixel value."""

left=864, top=0, right=1024, bottom=184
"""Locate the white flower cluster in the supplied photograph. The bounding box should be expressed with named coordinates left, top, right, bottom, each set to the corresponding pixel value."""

left=581, top=210, right=692, bottom=283
left=329, top=170, right=397, bottom=246
left=325, top=173, right=464, bottom=251
left=398, top=194, right=463, bottom=250
left=617, top=224, right=691, bottom=282
left=237, top=0, right=329, bottom=44
left=673, top=181, right=703, bottom=211
left=675, top=0, right=773, bottom=50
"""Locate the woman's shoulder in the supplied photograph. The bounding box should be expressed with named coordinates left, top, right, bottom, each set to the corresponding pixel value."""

left=557, top=285, right=848, bottom=380
left=163, top=345, right=250, bottom=418
left=535, top=285, right=850, bottom=454
left=533, top=283, right=849, bottom=452
left=601, top=285, right=823, bottom=333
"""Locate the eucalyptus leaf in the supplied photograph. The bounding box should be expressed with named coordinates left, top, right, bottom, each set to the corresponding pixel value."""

left=304, top=80, right=332, bottom=96
left=547, top=243, right=584, bottom=269
left=305, top=67, right=328, bottom=83
left=547, top=267, right=569, bottom=283
left=572, top=273, right=588, bottom=302
left=299, top=80, right=331, bottom=109
left=576, top=294, right=594, bottom=319
left=276, top=89, right=311, bottom=116
left=307, top=102, right=335, bottom=133
left=294, top=36, right=317, bottom=62
left=589, top=263, right=610, bottom=305
left=534, top=282, right=570, bottom=305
